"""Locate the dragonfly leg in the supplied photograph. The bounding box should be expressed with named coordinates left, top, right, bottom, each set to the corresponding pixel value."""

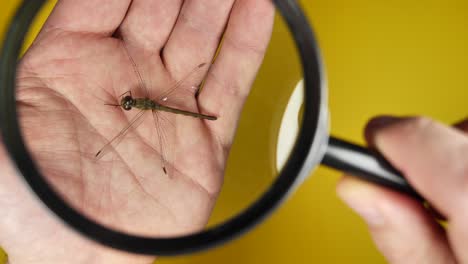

left=118, top=90, right=132, bottom=99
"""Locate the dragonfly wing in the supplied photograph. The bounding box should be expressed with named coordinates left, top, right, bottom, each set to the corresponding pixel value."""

left=95, top=110, right=147, bottom=160
left=155, top=63, right=210, bottom=113
left=150, top=109, right=176, bottom=175
left=121, top=41, right=151, bottom=99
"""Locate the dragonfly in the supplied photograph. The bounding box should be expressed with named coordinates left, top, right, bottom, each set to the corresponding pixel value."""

left=95, top=42, right=217, bottom=175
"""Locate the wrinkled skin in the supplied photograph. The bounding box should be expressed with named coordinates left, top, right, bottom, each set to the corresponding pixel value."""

left=0, top=1, right=274, bottom=263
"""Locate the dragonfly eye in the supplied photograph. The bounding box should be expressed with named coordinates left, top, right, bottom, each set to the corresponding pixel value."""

left=121, top=96, right=133, bottom=111
left=123, top=104, right=132, bottom=111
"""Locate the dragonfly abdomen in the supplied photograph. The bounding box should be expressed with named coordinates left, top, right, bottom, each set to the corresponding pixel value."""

left=157, top=104, right=217, bottom=120
left=133, top=98, right=216, bottom=120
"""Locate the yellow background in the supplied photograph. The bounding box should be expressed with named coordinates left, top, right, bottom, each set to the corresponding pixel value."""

left=1, top=1, right=467, bottom=263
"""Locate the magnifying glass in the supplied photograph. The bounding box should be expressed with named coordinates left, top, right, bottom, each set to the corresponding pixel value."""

left=0, top=0, right=426, bottom=256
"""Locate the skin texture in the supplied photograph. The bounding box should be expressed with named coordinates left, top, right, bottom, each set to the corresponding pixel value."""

left=0, top=0, right=274, bottom=263
left=337, top=116, right=468, bottom=264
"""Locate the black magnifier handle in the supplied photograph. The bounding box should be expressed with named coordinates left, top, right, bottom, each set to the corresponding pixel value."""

left=321, top=136, right=423, bottom=201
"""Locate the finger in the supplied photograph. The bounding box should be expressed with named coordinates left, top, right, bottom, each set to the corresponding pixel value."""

left=40, top=0, right=132, bottom=36
left=337, top=176, right=456, bottom=264
left=371, top=116, right=468, bottom=218
left=118, top=0, right=183, bottom=51
left=447, top=208, right=468, bottom=263
left=447, top=118, right=468, bottom=264
left=365, top=116, right=468, bottom=217
left=161, top=0, right=235, bottom=78
left=199, top=0, right=274, bottom=147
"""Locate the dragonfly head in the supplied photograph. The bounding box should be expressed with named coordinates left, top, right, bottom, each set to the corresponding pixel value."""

left=121, top=95, right=134, bottom=111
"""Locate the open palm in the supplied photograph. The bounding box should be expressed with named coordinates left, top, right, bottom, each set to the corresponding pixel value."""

left=0, top=1, right=273, bottom=263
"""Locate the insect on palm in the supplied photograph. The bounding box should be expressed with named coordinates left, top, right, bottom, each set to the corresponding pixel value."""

left=95, top=42, right=217, bottom=175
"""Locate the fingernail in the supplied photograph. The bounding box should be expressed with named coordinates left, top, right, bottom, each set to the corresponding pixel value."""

left=365, top=116, right=402, bottom=147
left=337, top=178, right=385, bottom=227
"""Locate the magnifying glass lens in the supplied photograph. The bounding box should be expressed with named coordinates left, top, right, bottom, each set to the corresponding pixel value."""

left=17, top=8, right=302, bottom=238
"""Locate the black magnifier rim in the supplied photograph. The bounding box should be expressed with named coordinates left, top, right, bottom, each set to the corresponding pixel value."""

left=0, top=0, right=323, bottom=255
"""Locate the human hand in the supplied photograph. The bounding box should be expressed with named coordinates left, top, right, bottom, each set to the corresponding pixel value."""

left=337, top=116, right=468, bottom=263
left=0, top=0, right=274, bottom=263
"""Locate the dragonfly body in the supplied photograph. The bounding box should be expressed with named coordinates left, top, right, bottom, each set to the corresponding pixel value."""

left=121, top=95, right=217, bottom=121
left=95, top=44, right=216, bottom=175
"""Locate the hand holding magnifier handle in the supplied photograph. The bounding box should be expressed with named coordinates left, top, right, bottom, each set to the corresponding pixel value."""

left=322, top=136, right=422, bottom=200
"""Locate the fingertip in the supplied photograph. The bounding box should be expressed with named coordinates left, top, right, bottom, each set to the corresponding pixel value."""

left=336, top=175, right=368, bottom=199
left=336, top=175, right=386, bottom=227
left=364, top=115, right=404, bottom=148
